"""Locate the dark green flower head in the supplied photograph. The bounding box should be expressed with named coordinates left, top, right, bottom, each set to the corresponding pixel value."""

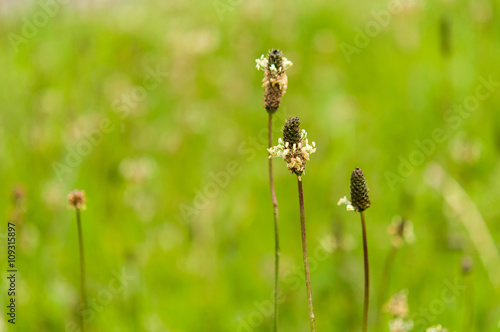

left=283, top=117, right=301, bottom=146
left=267, top=49, right=283, bottom=71
left=350, top=167, right=370, bottom=212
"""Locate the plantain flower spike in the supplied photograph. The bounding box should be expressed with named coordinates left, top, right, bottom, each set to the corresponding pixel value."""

left=268, top=117, right=316, bottom=177
left=350, top=167, right=371, bottom=212
left=255, top=49, right=293, bottom=113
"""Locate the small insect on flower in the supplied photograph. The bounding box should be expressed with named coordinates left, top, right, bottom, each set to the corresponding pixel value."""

left=268, top=117, right=316, bottom=177
left=67, top=190, right=86, bottom=210
left=255, top=49, right=293, bottom=113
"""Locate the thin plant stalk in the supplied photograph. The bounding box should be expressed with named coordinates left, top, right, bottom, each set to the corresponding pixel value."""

left=268, top=112, right=280, bottom=332
left=76, top=208, right=86, bottom=332
left=346, top=167, right=370, bottom=331
left=297, top=177, right=316, bottom=332
left=258, top=49, right=293, bottom=330
left=360, top=211, right=369, bottom=332
left=463, top=272, right=474, bottom=331
left=377, top=246, right=398, bottom=312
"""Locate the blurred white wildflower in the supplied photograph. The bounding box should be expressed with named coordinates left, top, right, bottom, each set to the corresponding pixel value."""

left=387, top=216, right=416, bottom=248
left=389, top=317, right=414, bottom=332
left=119, top=156, right=157, bottom=184
left=319, top=233, right=357, bottom=252
left=385, top=289, right=413, bottom=332
left=450, top=135, right=482, bottom=165
left=426, top=325, right=449, bottom=332
left=42, top=180, right=65, bottom=210
left=385, top=289, right=409, bottom=318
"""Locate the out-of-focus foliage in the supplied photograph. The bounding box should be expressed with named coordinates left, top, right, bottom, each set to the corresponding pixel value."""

left=1, top=0, right=500, bottom=331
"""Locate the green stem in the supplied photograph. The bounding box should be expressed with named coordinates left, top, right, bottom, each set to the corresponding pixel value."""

left=76, top=209, right=86, bottom=332
left=360, top=211, right=369, bottom=332
left=463, top=273, right=474, bottom=331
left=297, top=177, right=316, bottom=332
left=377, top=246, right=398, bottom=313
left=268, top=113, right=280, bottom=332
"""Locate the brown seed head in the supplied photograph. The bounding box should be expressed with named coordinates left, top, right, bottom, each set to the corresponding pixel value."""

left=264, top=84, right=284, bottom=113
left=257, top=49, right=292, bottom=114
left=350, top=167, right=370, bottom=212
left=67, top=190, right=86, bottom=210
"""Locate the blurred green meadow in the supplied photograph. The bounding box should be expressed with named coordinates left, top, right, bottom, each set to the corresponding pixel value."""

left=1, top=0, right=500, bottom=331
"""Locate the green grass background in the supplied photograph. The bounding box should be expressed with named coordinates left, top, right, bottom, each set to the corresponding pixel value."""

left=1, top=0, right=500, bottom=331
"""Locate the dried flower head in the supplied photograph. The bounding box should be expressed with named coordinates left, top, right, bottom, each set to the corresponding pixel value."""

left=385, top=289, right=409, bottom=318
left=12, top=185, right=26, bottom=205
left=387, top=216, right=416, bottom=248
left=350, top=167, right=370, bottom=212
left=385, top=290, right=414, bottom=332
left=255, top=49, right=293, bottom=113
left=461, top=255, right=473, bottom=275
left=268, top=117, right=316, bottom=177
left=67, top=190, right=86, bottom=210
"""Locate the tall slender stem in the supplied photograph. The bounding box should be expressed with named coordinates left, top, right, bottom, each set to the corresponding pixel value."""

left=268, top=113, right=280, bottom=332
left=76, top=209, right=86, bottom=332
left=463, top=273, right=474, bottom=331
left=377, top=246, right=398, bottom=312
left=360, top=211, right=369, bottom=332
left=297, top=177, right=316, bottom=332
